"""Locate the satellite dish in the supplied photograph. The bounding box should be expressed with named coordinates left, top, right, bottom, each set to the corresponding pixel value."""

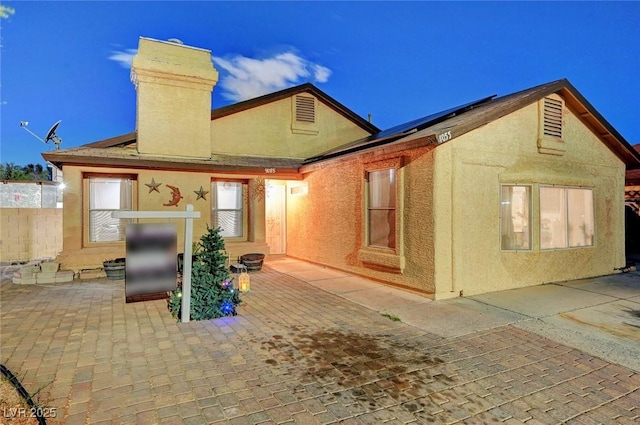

left=44, top=120, right=63, bottom=149
left=19, top=119, right=64, bottom=149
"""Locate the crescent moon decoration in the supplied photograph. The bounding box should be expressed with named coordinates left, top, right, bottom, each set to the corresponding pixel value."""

left=145, top=178, right=162, bottom=193
left=194, top=186, right=209, bottom=201
left=163, top=184, right=183, bottom=207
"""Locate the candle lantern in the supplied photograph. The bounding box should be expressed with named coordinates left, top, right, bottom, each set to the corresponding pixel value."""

left=238, top=267, right=250, bottom=292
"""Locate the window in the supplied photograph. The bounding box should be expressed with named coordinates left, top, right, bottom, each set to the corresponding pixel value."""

left=359, top=159, right=404, bottom=271
left=500, top=185, right=531, bottom=250
left=212, top=181, right=247, bottom=239
left=87, top=176, right=134, bottom=243
left=367, top=168, right=396, bottom=249
left=540, top=186, right=594, bottom=249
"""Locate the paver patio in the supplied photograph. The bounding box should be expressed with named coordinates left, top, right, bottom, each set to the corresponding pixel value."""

left=1, top=262, right=638, bottom=424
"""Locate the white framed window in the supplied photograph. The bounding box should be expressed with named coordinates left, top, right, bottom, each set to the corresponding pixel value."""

left=500, top=185, right=531, bottom=251
left=540, top=186, right=594, bottom=249
left=86, top=176, right=135, bottom=243
left=211, top=180, right=247, bottom=239
left=367, top=168, right=397, bottom=249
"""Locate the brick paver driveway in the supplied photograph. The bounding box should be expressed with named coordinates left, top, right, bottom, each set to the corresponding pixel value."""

left=1, top=265, right=639, bottom=424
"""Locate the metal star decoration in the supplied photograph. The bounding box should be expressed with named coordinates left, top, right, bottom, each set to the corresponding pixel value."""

left=145, top=178, right=162, bottom=193
left=194, top=186, right=209, bottom=201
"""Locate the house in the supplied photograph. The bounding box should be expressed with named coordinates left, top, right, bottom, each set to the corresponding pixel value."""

left=43, top=37, right=376, bottom=275
left=43, top=37, right=640, bottom=298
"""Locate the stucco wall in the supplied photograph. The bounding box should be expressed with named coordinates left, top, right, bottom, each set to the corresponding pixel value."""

left=132, top=37, right=218, bottom=159
left=57, top=165, right=268, bottom=272
left=211, top=96, right=371, bottom=159
left=0, top=209, right=62, bottom=263
left=286, top=145, right=437, bottom=294
left=432, top=100, right=626, bottom=298
left=287, top=97, right=626, bottom=298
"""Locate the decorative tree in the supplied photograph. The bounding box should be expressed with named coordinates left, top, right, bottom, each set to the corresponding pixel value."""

left=168, top=225, right=241, bottom=321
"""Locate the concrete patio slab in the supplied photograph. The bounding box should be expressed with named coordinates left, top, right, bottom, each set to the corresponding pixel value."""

left=390, top=297, right=530, bottom=339
left=559, top=272, right=640, bottom=299
left=337, top=285, right=431, bottom=312
left=470, top=283, right=619, bottom=318
left=263, top=258, right=323, bottom=273
left=283, top=267, right=351, bottom=282
left=302, top=275, right=384, bottom=294
left=556, top=299, right=640, bottom=341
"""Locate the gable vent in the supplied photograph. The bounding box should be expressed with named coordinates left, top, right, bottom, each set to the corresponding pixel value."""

left=295, top=95, right=316, bottom=123
left=543, top=97, right=563, bottom=138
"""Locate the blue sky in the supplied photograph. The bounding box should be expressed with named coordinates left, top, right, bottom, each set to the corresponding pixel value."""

left=1, top=1, right=639, bottom=167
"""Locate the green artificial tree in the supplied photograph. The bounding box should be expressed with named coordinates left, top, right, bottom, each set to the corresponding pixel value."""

left=168, top=225, right=241, bottom=321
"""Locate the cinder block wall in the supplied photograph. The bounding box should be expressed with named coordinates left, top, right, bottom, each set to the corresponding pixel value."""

left=0, top=209, right=62, bottom=263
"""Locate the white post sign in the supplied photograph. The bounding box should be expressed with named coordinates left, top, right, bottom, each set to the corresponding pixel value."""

left=113, top=204, right=200, bottom=323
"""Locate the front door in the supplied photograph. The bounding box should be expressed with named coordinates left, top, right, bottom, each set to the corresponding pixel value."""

left=266, top=182, right=286, bottom=254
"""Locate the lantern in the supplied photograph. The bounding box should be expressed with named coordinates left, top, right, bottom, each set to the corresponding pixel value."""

left=239, top=268, right=250, bottom=292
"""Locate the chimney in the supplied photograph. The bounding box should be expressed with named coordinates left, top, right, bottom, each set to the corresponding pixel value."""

left=131, top=37, right=219, bottom=158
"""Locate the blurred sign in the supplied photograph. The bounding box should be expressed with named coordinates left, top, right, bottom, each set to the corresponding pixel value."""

left=125, top=223, right=177, bottom=302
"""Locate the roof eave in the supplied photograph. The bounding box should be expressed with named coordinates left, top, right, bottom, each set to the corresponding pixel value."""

left=41, top=152, right=303, bottom=179
left=557, top=82, right=640, bottom=167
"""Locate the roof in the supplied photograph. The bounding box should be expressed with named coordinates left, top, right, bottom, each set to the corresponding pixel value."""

left=304, top=95, right=496, bottom=164
left=210, top=83, right=379, bottom=134
left=302, top=79, right=640, bottom=170
left=43, top=83, right=377, bottom=173
left=43, top=142, right=303, bottom=178
left=43, top=79, right=640, bottom=177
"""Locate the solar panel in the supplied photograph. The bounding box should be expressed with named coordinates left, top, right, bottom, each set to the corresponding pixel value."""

left=304, top=94, right=496, bottom=164
left=374, top=95, right=496, bottom=140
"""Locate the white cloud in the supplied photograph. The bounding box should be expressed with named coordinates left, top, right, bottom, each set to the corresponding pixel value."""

left=108, top=49, right=137, bottom=68
left=213, top=52, right=332, bottom=101
left=106, top=47, right=332, bottom=101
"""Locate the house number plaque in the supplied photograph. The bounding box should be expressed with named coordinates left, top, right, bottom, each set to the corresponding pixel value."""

left=436, top=130, right=453, bottom=144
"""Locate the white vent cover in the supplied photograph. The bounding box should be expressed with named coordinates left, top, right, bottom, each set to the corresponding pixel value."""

left=295, top=95, right=315, bottom=123
left=543, top=97, right=563, bottom=138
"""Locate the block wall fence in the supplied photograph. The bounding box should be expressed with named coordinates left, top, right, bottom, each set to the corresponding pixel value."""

left=0, top=209, right=62, bottom=263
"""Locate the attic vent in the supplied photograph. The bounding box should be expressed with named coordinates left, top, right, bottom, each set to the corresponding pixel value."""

left=295, top=95, right=315, bottom=123
left=543, top=97, right=563, bottom=138
left=537, top=95, right=565, bottom=156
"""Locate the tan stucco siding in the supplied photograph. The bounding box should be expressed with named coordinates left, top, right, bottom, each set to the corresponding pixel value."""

left=57, top=165, right=268, bottom=272
left=132, top=38, right=218, bottom=159
left=432, top=101, right=626, bottom=298
left=211, top=97, right=371, bottom=159
left=136, top=82, right=213, bottom=158
left=286, top=146, right=437, bottom=294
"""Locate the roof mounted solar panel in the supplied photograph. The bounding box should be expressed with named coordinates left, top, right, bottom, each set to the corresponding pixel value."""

left=374, top=95, right=496, bottom=139
left=304, top=94, right=496, bottom=164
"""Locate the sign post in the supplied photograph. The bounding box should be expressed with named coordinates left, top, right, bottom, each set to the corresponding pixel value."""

left=113, top=204, right=201, bottom=323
